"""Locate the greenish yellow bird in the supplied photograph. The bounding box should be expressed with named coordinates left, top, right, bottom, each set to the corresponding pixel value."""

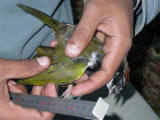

left=17, top=4, right=129, bottom=97
left=17, top=4, right=104, bottom=86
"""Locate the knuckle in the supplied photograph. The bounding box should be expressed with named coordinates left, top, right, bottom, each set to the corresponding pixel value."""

left=75, top=27, right=92, bottom=41
left=21, top=59, right=34, bottom=73
left=41, top=116, right=53, bottom=120
left=85, top=1, right=101, bottom=12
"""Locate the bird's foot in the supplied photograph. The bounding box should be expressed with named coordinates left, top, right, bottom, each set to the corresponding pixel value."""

left=60, top=84, right=73, bottom=98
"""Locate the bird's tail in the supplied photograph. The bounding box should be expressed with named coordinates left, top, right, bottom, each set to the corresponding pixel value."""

left=17, top=3, right=62, bottom=32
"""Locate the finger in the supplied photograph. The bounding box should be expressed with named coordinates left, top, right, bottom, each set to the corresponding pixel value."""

left=75, top=73, right=88, bottom=84
left=44, top=83, right=58, bottom=97
left=32, top=86, right=43, bottom=95
left=0, top=80, right=10, bottom=99
left=65, top=1, right=103, bottom=58
left=0, top=56, right=50, bottom=80
left=71, top=69, right=113, bottom=96
left=95, top=31, right=106, bottom=42
left=41, top=83, right=58, bottom=119
left=71, top=16, right=133, bottom=96
left=71, top=45, right=126, bottom=96
left=40, top=87, right=45, bottom=96
left=8, top=80, right=27, bottom=94
left=50, top=40, right=58, bottom=47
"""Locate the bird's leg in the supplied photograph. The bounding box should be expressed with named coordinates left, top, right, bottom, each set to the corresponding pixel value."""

left=60, top=84, right=73, bottom=98
left=55, top=85, right=59, bottom=93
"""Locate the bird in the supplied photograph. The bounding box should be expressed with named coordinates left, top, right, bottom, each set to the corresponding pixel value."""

left=17, top=4, right=129, bottom=97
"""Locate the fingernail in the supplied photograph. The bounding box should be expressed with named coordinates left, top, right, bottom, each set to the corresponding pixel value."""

left=36, top=56, right=49, bottom=66
left=8, top=81, right=12, bottom=87
left=66, top=44, right=79, bottom=57
left=8, top=80, right=16, bottom=87
left=11, top=80, right=17, bottom=84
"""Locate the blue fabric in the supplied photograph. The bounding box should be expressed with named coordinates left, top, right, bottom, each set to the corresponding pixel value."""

left=0, top=0, right=73, bottom=59
left=135, top=0, right=160, bottom=35
left=1, top=0, right=160, bottom=59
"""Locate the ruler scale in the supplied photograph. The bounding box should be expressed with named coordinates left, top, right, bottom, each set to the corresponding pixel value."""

left=10, top=93, right=109, bottom=120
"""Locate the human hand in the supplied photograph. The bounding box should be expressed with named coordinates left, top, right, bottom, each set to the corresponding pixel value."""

left=0, top=57, right=58, bottom=120
left=65, top=0, right=134, bottom=96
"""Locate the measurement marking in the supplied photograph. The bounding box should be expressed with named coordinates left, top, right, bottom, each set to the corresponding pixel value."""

left=53, top=103, right=56, bottom=106
left=36, top=101, right=39, bottom=104
left=25, top=99, right=29, bottom=103
left=65, top=104, right=67, bottom=108
left=16, top=97, right=20, bottom=102
left=31, top=100, right=34, bottom=103
left=10, top=93, right=108, bottom=120
left=70, top=104, right=74, bottom=110
left=58, top=104, right=61, bottom=107
left=40, top=101, right=45, bottom=105
left=76, top=106, right=79, bottom=109
left=21, top=99, right=24, bottom=102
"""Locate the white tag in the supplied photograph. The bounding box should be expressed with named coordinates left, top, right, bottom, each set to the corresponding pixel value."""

left=92, top=97, right=110, bottom=120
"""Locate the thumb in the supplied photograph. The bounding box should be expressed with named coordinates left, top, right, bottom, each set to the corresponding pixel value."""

left=65, top=2, right=102, bottom=58
left=0, top=56, right=50, bottom=80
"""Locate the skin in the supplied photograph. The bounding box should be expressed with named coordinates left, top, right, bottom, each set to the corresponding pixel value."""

left=51, top=0, right=134, bottom=96
left=0, top=0, right=134, bottom=119
left=0, top=56, right=57, bottom=120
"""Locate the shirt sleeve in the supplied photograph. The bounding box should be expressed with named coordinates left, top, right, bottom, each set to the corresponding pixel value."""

left=135, top=0, right=160, bottom=35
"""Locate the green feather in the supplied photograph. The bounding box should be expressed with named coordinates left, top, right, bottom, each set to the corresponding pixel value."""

left=17, top=3, right=61, bottom=31
left=17, top=4, right=104, bottom=86
left=19, top=58, right=86, bottom=85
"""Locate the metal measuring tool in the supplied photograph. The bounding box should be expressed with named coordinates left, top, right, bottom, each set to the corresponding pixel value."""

left=10, top=93, right=109, bottom=120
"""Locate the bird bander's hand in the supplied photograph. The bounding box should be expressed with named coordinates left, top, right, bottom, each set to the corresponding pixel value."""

left=0, top=57, right=57, bottom=120
left=65, top=0, right=134, bottom=96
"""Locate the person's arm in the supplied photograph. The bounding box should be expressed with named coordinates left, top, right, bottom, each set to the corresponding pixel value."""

left=0, top=56, right=57, bottom=120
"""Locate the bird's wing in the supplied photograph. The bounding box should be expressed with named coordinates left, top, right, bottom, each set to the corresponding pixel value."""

left=18, top=57, right=87, bottom=86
